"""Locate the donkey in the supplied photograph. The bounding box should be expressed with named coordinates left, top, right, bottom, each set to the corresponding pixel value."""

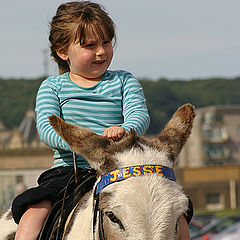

left=0, top=103, right=195, bottom=240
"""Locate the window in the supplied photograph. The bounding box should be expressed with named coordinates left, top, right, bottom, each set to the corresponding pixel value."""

left=16, top=175, right=24, bottom=184
left=15, top=175, right=27, bottom=195
left=204, top=144, right=229, bottom=162
left=206, top=193, right=224, bottom=210
left=202, top=127, right=228, bottom=143
left=215, top=114, right=223, bottom=122
left=206, top=193, right=219, bottom=204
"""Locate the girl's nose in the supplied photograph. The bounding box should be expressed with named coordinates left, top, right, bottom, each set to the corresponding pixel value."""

left=96, top=45, right=105, bottom=55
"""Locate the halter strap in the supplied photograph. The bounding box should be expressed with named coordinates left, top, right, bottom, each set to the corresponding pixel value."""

left=95, top=164, right=176, bottom=196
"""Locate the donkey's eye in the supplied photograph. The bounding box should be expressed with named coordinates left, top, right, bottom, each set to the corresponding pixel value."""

left=105, top=211, right=119, bottom=223
left=105, top=211, right=125, bottom=230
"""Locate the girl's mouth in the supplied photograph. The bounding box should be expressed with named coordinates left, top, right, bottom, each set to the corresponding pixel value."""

left=93, top=60, right=105, bottom=65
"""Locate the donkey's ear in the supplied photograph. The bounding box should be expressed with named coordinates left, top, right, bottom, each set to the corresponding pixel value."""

left=48, top=115, right=112, bottom=173
left=152, top=104, right=195, bottom=162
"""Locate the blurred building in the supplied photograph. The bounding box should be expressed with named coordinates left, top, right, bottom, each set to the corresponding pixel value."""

left=1, top=105, right=240, bottom=211
left=0, top=110, right=45, bottom=150
left=0, top=111, right=52, bottom=210
left=177, top=105, right=240, bottom=210
left=0, top=120, right=11, bottom=148
left=176, top=166, right=240, bottom=210
left=178, top=104, right=240, bottom=167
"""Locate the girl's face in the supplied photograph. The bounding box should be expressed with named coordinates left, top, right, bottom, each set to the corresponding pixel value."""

left=58, top=28, right=113, bottom=81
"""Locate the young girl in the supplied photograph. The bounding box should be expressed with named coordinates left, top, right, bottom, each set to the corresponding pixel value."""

left=12, top=2, right=150, bottom=240
left=11, top=1, right=190, bottom=239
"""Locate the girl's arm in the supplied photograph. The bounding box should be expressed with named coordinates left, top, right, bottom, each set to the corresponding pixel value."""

left=121, top=72, right=150, bottom=136
left=35, top=79, right=70, bottom=151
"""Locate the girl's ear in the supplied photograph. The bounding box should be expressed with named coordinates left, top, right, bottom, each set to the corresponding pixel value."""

left=56, top=48, right=69, bottom=61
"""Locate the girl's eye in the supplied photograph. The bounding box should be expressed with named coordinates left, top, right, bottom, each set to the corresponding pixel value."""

left=103, top=40, right=111, bottom=45
left=84, top=43, right=95, bottom=48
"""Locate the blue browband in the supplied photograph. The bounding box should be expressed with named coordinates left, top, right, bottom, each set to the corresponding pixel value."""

left=95, top=164, right=176, bottom=195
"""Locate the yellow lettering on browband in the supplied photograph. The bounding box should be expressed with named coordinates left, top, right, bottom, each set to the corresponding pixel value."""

left=155, top=165, right=163, bottom=176
left=132, top=166, right=142, bottom=176
left=143, top=165, right=154, bottom=174
left=110, top=169, right=121, bottom=182
left=123, top=167, right=131, bottom=178
left=95, top=164, right=176, bottom=195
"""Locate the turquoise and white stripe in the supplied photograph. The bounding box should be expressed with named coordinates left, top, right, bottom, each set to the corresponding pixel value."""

left=35, top=70, right=150, bottom=168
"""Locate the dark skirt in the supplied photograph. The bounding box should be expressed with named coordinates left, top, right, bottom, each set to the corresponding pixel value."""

left=11, top=166, right=96, bottom=224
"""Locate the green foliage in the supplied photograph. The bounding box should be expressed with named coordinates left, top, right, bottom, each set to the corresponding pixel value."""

left=0, top=77, right=44, bottom=129
left=0, top=76, right=240, bottom=134
left=141, top=77, right=240, bottom=134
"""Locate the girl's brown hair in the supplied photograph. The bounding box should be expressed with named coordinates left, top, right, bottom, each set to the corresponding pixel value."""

left=49, top=1, right=116, bottom=74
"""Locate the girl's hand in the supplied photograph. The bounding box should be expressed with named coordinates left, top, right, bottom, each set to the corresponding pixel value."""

left=102, top=126, right=125, bottom=141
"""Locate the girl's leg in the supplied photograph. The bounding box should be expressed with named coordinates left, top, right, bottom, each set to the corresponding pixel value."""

left=178, top=215, right=190, bottom=240
left=15, top=199, right=52, bottom=240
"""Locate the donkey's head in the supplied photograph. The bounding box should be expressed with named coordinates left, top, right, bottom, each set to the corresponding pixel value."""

left=49, top=104, right=195, bottom=240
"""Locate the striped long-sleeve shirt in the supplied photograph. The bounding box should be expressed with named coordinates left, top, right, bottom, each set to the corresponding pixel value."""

left=35, top=70, right=150, bottom=168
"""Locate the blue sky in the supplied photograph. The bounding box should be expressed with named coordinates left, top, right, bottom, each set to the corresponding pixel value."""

left=1, top=0, right=239, bottom=80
